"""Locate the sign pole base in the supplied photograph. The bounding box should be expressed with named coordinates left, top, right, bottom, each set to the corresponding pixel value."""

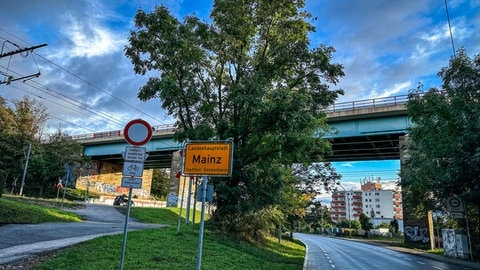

left=196, top=176, right=208, bottom=270
left=119, top=187, right=133, bottom=270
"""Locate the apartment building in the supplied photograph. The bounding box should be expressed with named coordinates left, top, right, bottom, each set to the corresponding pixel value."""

left=330, top=179, right=403, bottom=223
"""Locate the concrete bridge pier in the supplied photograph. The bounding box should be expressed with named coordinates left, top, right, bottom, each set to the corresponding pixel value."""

left=167, top=150, right=182, bottom=207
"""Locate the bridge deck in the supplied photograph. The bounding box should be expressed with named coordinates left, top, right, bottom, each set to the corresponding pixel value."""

left=78, top=94, right=410, bottom=167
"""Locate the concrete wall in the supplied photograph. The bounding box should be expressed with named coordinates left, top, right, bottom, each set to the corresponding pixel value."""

left=75, top=161, right=153, bottom=198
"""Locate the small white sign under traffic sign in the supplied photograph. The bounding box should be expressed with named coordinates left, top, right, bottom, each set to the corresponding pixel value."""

left=121, top=177, right=142, bottom=189
left=123, top=146, right=147, bottom=162
left=122, top=161, right=144, bottom=177
left=450, top=212, right=465, bottom=219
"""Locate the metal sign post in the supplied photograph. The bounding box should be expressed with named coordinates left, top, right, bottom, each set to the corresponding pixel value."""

left=177, top=176, right=187, bottom=234
left=61, top=163, right=77, bottom=208
left=120, top=187, right=134, bottom=270
left=181, top=140, right=234, bottom=270
left=119, top=119, right=151, bottom=270
left=196, top=176, right=208, bottom=270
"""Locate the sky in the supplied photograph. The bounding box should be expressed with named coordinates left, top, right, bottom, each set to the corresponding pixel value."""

left=1, top=0, right=479, bottom=189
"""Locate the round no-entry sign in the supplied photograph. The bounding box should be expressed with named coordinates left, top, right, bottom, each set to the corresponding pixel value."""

left=124, top=119, right=152, bottom=146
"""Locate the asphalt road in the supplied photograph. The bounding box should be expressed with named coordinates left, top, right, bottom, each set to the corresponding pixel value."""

left=0, top=203, right=165, bottom=265
left=295, top=233, right=480, bottom=270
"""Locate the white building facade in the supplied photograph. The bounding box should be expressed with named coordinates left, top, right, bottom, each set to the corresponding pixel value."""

left=362, top=190, right=395, bottom=219
left=330, top=179, right=403, bottom=223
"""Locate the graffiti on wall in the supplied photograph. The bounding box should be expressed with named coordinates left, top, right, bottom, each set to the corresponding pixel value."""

left=404, top=226, right=430, bottom=244
left=167, top=192, right=179, bottom=207
left=91, top=180, right=148, bottom=197
left=442, top=229, right=457, bottom=256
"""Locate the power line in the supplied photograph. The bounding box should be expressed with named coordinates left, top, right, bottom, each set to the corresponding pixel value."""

left=444, top=0, right=456, bottom=57
left=0, top=28, right=167, bottom=125
left=1, top=65, right=127, bottom=130
left=32, top=52, right=166, bottom=125
left=6, top=84, right=98, bottom=133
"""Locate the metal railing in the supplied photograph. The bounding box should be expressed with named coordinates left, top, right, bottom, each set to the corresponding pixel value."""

left=72, top=94, right=410, bottom=141
left=71, top=123, right=176, bottom=141
left=327, top=94, right=408, bottom=113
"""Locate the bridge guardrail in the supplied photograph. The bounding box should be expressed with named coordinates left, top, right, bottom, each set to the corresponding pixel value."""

left=74, top=95, right=410, bottom=141
left=71, top=123, right=176, bottom=141
left=327, top=94, right=408, bottom=113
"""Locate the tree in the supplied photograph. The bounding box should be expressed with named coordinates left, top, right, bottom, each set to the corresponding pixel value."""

left=0, top=96, right=85, bottom=197
left=390, top=218, right=399, bottom=233
left=32, top=130, right=85, bottom=197
left=359, top=213, right=373, bottom=231
left=292, top=162, right=341, bottom=196
left=304, top=201, right=332, bottom=233
left=125, top=1, right=344, bottom=237
left=151, top=168, right=170, bottom=199
left=0, top=95, right=49, bottom=195
left=0, top=97, right=16, bottom=182
left=403, top=47, right=480, bottom=257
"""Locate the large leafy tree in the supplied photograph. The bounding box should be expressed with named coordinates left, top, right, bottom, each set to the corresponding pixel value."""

left=125, top=0, right=344, bottom=236
left=403, top=48, right=479, bottom=257
left=27, top=130, right=85, bottom=197
left=0, top=95, right=48, bottom=193
left=0, top=97, right=16, bottom=177
left=0, top=95, right=85, bottom=197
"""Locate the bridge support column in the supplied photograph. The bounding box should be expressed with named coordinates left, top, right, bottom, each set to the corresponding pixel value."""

left=166, top=150, right=182, bottom=207
left=400, top=135, right=433, bottom=249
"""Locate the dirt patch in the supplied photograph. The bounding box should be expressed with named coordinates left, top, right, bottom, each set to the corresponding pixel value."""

left=0, top=250, right=62, bottom=270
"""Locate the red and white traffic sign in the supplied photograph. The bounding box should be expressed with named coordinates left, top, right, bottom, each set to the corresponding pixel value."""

left=124, top=119, right=152, bottom=146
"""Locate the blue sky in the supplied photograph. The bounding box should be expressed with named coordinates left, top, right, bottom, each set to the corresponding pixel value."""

left=1, top=1, right=479, bottom=187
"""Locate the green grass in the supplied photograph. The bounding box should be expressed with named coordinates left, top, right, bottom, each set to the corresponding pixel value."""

left=36, top=207, right=305, bottom=270
left=0, top=197, right=82, bottom=224
left=125, top=207, right=206, bottom=225
left=427, top=248, right=445, bottom=255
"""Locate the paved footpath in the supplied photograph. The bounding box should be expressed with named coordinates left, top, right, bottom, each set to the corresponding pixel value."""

left=0, top=203, right=165, bottom=265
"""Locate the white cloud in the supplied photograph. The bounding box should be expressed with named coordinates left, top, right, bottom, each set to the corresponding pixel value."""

left=371, top=81, right=412, bottom=98
left=62, top=19, right=125, bottom=58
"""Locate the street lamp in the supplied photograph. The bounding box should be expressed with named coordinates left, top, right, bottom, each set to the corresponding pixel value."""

left=337, top=183, right=351, bottom=238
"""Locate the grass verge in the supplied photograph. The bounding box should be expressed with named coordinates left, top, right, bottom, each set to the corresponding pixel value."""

left=0, top=196, right=82, bottom=224
left=35, top=207, right=305, bottom=270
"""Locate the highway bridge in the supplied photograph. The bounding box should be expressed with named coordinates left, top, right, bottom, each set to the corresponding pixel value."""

left=75, top=94, right=410, bottom=169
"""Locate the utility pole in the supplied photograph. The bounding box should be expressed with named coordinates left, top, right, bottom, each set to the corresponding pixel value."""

left=0, top=42, right=47, bottom=85
left=19, top=144, right=32, bottom=196
left=0, top=43, right=47, bottom=59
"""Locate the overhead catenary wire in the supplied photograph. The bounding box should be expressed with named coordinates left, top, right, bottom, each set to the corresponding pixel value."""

left=444, top=0, right=456, bottom=57
left=0, top=28, right=167, bottom=126
left=0, top=64, right=127, bottom=129
left=32, top=52, right=166, bottom=125
left=6, top=83, right=114, bottom=132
